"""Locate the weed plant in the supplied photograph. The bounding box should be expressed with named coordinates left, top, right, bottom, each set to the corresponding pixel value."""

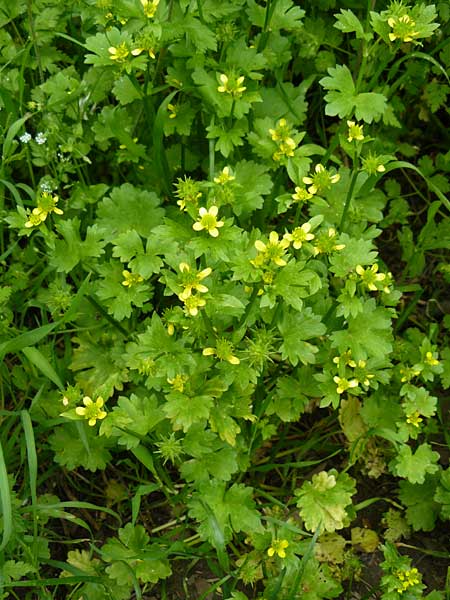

left=0, top=0, right=449, bottom=598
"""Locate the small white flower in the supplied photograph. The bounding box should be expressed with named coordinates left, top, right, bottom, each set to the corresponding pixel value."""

left=35, top=132, right=47, bottom=145
left=20, top=132, right=32, bottom=144
left=40, top=181, right=53, bottom=193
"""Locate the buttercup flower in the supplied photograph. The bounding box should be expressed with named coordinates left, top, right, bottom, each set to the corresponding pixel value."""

left=183, top=294, right=206, bottom=316
left=25, top=208, right=46, bottom=228
left=406, top=411, right=423, bottom=428
left=25, top=192, right=63, bottom=228
left=167, top=103, right=178, bottom=119
left=75, top=396, right=107, bottom=426
left=356, top=264, right=386, bottom=291
left=269, top=118, right=297, bottom=161
left=174, top=176, right=202, bottom=211
left=253, top=231, right=290, bottom=267
left=292, top=186, right=313, bottom=204
left=388, top=14, right=419, bottom=43
left=267, top=539, right=289, bottom=558
left=167, top=374, right=188, bottom=392
left=303, top=164, right=340, bottom=195
left=362, top=152, right=386, bottom=174
left=313, top=228, right=345, bottom=255
left=140, top=0, right=160, bottom=18
left=283, top=223, right=315, bottom=249
left=122, top=270, right=144, bottom=287
left=347, top=120, right=364, bottom=143
left=333, top=376, right=358, bottom=394
left=178, top=262, right=212, bottom=301
left=214, top=166, right=235, bottom=185
left=108, top=42, right=130, bottom=62
left=203, top=338, right=240, bottom=365
left=217, top=73, right=246, bottom=98
left=192, top=206, right=224, bottom=237
left=424, top=351, right=439, bottom=366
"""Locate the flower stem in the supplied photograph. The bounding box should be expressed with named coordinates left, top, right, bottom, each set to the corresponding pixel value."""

left=338, top=169, right=358, bottom=233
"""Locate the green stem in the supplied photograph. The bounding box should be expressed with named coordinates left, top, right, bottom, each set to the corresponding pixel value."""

left=338, top=168, right=358, bottom=232
left=27, top=0, right=44, bottom=84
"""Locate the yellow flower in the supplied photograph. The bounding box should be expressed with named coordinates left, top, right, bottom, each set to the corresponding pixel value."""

left=214, top=166, right=235, bottom=185
left=292, top=186, right=313, bottom=204
left=141, top=0, right=160, bottom=18
left=183, top=295, right=206, bottom=316
left=333, top=351, right=356, bottom=368
left=267, top=539, right=289, bottom=558
left=424, top=351, right=439, bottom=367
left=346, top=120, right=364, bottom=142
left=388, top=14, right=419, bottom=43
left=283, top=223, right=315, bottom=249
left=25, top=192, right=64, bottom=228
left=203, top=338, right=240, bottom=365
left=174, top=176, right=202, bottom=211
left=25, top=208, right=46, bottom=228
left=273, top=138, right=296, bottom=161
left=406, top=411, right=423, bottom=428
left=253, top=231, right=290, bottom=267
left=122, top=270, right=144, bottom=287
left=312, top=228, right=345, bottom=255
left=192, top=206, right=224, bottom=237
left=362, top=152, right=386, bottom=174
left=303, top=164, right=340, bottom=195
left=395, top=567, right=420, bottom=593
left=167, top=103, right=178, bottom=119
left=75, top=396, right=107, bottom=426
left=131, top=46, right=156, bottom=59
left=178, top=262, right=212, bottom=301
left=167, top=374, right=188, bottom=392
left=108, top=42, right=130, bottom=62
left=355, top=264, right=386, bottom=291
left=333, top=376, right=358, bottom=394
left=217, top=73, right=246, bottom=97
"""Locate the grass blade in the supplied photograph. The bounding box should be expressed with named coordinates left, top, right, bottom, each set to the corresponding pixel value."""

left=0, top=440, right=13, bottom=551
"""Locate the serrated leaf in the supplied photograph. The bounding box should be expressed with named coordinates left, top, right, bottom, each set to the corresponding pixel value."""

left=278, top=308, right=326, bottom=366
left=296, top=469, right=356, bottom=533
left=392, top=443, right=440, bottom=484
left=334, top=9, right=368, bottom=40
left=398, top=477, right=440, bottom=531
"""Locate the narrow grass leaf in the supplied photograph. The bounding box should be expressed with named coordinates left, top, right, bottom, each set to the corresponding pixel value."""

left=22, top=347, right=64, bottom=390
left=0, top=440, right=13, bottom=551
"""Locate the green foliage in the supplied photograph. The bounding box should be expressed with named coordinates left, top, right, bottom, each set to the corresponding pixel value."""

left=295, top=470, right=357, bottom=533
left=1, top=0, right=449, bottom=597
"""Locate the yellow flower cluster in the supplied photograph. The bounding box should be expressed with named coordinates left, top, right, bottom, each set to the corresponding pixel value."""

left=333, top=352, right=374, bottom=394
left=25, top=192, right=63, bottom=228
left=269, top=118, right=297, bottom=161
left=177, top=262, right=211, bottom=316
left=395, top=567, right=420, bottom=593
